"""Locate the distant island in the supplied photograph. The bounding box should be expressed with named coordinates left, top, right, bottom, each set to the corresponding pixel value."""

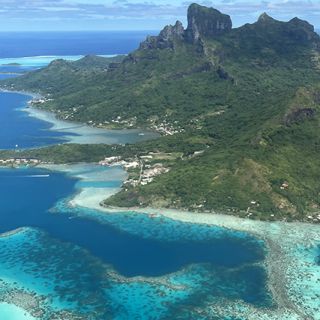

left=1, top=62, right=21, bottom=66
left=1, top=3, right=320, bottom=222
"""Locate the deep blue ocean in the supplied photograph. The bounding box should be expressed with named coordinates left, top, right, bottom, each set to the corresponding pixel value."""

left=0, top=32, right=272, bottom=319
left=0, top=93, right=70, bottom=149
left=0, top=31, right=154, bottom=58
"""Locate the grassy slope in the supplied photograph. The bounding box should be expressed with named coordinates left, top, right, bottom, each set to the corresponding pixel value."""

left=2, top=15, right=320, bottom=221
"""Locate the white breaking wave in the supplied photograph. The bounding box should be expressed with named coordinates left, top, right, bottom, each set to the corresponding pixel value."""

left=22, top=175, right=50, bottom=178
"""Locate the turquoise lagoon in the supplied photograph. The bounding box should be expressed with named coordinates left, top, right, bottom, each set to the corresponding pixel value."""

left=0, top=89, right=318, bottom=320
left=0, top=166, right=272, bottom=319
left=0, top=303, right=35, bottom=320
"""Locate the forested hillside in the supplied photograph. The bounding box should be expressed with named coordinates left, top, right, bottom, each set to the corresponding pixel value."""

left=2, top=3, right=320, bottom=221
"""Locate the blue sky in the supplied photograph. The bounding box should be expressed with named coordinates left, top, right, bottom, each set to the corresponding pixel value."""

left=0, top=0, right=319, bottom=31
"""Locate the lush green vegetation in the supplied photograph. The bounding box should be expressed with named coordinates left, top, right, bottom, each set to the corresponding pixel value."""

left=0, top=132, right=212, bottom=163
left=2, top=4, right=320, bottom=221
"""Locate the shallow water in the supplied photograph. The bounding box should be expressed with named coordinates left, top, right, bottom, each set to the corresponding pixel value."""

left=0, top=303, right=36, bottom=320
left=0, top=36, right=289, bottom=318
left=0, top=167, right=273, bottom=318
left=0, top=168, right=266, bottom=277
left=0, top=74, right=274, bottom=317
left=0, top=91, right=159, bottom=149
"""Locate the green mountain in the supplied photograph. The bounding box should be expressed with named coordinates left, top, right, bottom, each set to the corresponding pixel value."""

left=3, top=3, right=320, bottom=221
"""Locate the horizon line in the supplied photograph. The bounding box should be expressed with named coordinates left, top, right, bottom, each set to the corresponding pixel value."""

left=0, top=30, right=160, bottom=33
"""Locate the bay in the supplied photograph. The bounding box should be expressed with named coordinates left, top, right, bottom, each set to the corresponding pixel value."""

left=0, top=167, right=271, bottom=319
left=0, top=31, right=272, bottom=319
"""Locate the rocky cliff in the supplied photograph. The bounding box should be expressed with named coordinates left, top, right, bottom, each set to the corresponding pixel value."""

left=140, top=3, right=233, bottom=50
left=185, top=3, right=232, bottom=42
left=139, top=21, right=185, bottom=50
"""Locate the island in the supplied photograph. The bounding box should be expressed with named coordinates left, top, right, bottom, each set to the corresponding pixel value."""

left=0, top=4, right=319, bottom=320
left=1, top=63, right=21, bottom=66
left=1, top=3, right=320, bottom=223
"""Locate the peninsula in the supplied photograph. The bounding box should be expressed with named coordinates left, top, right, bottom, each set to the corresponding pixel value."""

left=2, top=3, right=320, bottom=222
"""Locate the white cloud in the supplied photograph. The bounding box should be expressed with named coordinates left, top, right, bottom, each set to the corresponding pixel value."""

left=0, top=0, right=318, bottom=30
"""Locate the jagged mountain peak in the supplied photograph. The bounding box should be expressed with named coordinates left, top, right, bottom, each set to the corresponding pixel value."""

left=159, top=20, right=184, bottom=40
left=139, top=20, right=185, bottom=50
left=257, top=12, right=275, bottom=23
left=139, top=3, right=233, bottom=50
left=186, top=3, right=232, bottom=42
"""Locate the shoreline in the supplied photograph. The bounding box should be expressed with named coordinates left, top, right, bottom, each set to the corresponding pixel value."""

left=0, top=87, right=150, bottom=131
left=0, top=86, right=318, bottom=317
left=0, top=87, right=173, bottom=137
left=1, top=163, right=319, bottom=319
left=48, top=163, right=320, bottom=319
left=24, top=105, right=159, bottom=144
left=1, top=89, right=318, bottom=224
left=0, top=88, right=42, bottom=100
left=0, top=89, right=160, bottom=145
left=27, top=163, right=320, bottom=238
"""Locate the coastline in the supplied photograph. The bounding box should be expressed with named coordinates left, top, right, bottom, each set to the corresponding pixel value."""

left=0, top=88, right=42, bottom=100
left=0, top=26, right=319, bottom=318
left=0, top=89, right=160, bottom=145
left=39, top=163, right=127, bottom=210
left=0, top=88, right=318, bottom=318
left=0, top=54, right=118, bottom=66
left=23, top=102, right=161, bottom=143
left=1, top=163, right=319, bottom=319
left=45, top=163, right=320, bottom=320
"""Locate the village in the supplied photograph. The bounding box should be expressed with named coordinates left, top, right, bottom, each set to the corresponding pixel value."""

left=0, top=158, right=41, bottom=167
left=30, top=96, right=185, bottom=136
left=99, top=154, right=170, bottom=187
left=25, top=92, right=187, bottom=136
left=88, top=117, right=185, bottom=136
left=150, top=120, right=185, bottom=136
left=29, top=96, right=53, bottom=106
